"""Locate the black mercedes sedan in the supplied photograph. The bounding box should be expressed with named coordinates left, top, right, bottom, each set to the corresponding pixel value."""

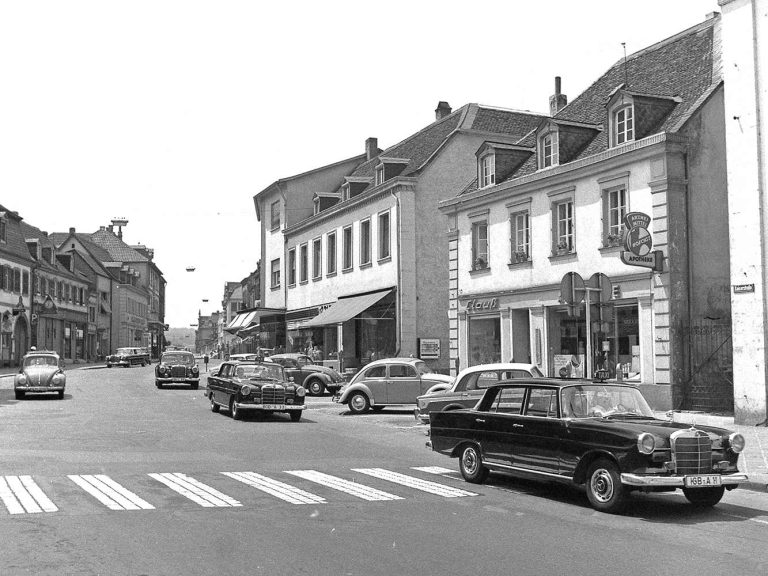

left=428, top=378, right=747, bottom=513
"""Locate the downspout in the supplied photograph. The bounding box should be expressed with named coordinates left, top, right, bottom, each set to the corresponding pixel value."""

left=391, top=188, right=402, bottom=356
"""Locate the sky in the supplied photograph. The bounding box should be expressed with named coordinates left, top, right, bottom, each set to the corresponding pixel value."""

left=0, top=0, right=721, bottom=328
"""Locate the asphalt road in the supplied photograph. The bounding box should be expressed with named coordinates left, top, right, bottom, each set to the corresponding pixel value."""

left=1, top=365, right=768, bottom=576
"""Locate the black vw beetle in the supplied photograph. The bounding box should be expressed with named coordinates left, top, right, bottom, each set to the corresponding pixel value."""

left=206, top=358, right=306, bottom=421
left=428, top=376, right=747, bottom=513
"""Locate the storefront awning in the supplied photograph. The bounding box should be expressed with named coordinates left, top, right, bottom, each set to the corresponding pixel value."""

left=303, top=289, right=392, bottom=328
left=224, top=310, right=258, bottom=334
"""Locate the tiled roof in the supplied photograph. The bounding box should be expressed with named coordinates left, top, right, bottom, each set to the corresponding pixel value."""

left=470, top=107, right=544, bottom=136
left=89, top=229, right=148, bottom=262
left=19, top=221, right=79, bottom=278
left=0, top=204, right=35, bottom=264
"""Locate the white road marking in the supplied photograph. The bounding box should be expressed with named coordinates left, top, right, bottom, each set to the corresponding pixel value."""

left=149, top=473, right=241, bottom=507
left=0, top=477, right=27, bottom=514
left=411, top=466, right=457, bottom=475
left=223, top=472, right=326, bottom=505
left=69, top=475, right=154, bottom=511
left=352, top=468, right=477, bottom=497
left=285, top=470, right=403, bottom=501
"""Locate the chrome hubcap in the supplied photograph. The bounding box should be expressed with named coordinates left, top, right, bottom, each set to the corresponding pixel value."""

left=462, top=449, right=478, bottom=475
left=350, top=395, right=366, bottom=411
left=591, top=469, right=614, bottom=503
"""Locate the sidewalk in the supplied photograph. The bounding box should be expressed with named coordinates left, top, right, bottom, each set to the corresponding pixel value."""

left=0, top=360, right=109, bottom=379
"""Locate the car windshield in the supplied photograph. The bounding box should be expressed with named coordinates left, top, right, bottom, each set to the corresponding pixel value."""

left=162, top=353, right=194, bottom=365
left=24, top=356, right=58, bottom=367
left=234, top=364, right=283, bottom=381
left=116, top=348, right=134, bottom=355
left=561, top=385, right=655, bottom=418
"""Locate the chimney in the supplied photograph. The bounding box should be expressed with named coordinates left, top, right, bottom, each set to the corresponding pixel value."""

left=111, top=217, right=128, bottom=239
left=549, top=77, right=568, bottom=116
left=365, top=137, right=378, bottom=161
left=69, top=227, right=75, bottom=234
left=100, top=226, right=106, bottom=231
left=435, top=101, right=452, bottom=121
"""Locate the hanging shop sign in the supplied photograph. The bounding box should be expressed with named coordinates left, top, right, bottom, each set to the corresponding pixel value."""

left=38, top=295, right=59, bottom=316
left=465, top=298, right=498, bottom=313
left=620, top=211, right=663, bottom=271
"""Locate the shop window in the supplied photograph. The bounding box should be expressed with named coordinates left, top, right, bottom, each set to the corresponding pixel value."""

left=468, top=316, right=501, bottom=366
left=342, top=225, right=353, bottom=271
left=471, top=221, right=489, bottom=270
left=360, top=219, right=371, bottom=266
left=312, top=238, right=322, bottom=279
left=510, top=211, right=530, bottom=263
left=603, top=185, right=627, bottom=247
left=327, top=232, right=337, bottom=275
left=552, top=199, right=574, bottom=254
left=287, top=248, right=296, bottom=287
left=378, top=210, right=390, bottom=260
left=299, top=243, right=308, bottom=283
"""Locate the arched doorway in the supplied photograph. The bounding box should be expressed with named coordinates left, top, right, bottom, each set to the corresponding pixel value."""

left=13, top=315, right=29, bottom=367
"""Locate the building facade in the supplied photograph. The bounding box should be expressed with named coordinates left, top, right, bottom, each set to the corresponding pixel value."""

left=440, top=14, right=730, bottom=412
left=0, top=207, right=33, bottom=367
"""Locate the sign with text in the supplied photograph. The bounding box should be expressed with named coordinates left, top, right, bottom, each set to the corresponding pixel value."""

left=465, top=298, right=498, bottom=313
left=418, top=338, right=441, bottom=359
left=620, top=250, right=664, bottom=271
left=733, top=284, right=755, bottom=294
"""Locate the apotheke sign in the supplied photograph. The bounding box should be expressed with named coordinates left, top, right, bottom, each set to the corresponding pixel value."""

left=466, top=298, right=498, bottom=312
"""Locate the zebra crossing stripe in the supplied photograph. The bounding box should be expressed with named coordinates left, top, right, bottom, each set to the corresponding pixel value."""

left=19, top=476, right=58, bottom=512
left=285, top=470, right=402, bottom=501
left=411, top=466, right=456, bottom=475
left=2, top=476, right=58, bottom=513
left=352, top=468, right=477, bottom=497
left=69, top=475, right=154, bottom=511
left=149, top=473, right=241, bottom=507
left=223, top=472, right=326, bottom=505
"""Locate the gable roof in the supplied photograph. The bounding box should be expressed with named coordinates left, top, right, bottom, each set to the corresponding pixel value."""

left=89, top=228, right=149, bottom=263
left=0, top=204, right=35, bottom=265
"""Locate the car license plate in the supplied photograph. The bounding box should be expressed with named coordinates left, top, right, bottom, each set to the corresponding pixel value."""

left=684, top=474, right=722, bottom=488
left=263, top=404, right=284, bottom=410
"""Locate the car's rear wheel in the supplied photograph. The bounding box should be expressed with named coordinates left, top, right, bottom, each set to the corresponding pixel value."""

left=347, top=392, right=370, bottom=414
left=586, top=458, right=627, bottom=514
left=306, top=378, right=325, bottom=396
left=290, top=411, right=302, bottom=422
left=458, top=444, right=488, bottom=484
left=683, top=486, right=725, bottom=507
left=15, top=390, right=25, bottom=400
left=210, top=395, right=220, bottom=413
left=230, top=397, right=242, bottom=420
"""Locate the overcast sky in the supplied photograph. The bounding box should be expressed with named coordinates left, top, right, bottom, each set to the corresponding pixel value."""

left=0, top=0, right=721, bottom=327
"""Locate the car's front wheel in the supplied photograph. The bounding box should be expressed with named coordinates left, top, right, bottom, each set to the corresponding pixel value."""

left=230, top=397, right=242, bottom=420
left=459, top=444, right=488, bottom=484
left=210, top=395, right=220, bottom=413
left=683, top=486, right=725, bottom=507
left=586, top=458, right=627, bottom=514
left=306, top=378, right=325, bottom=396
left=347, top=392, right=370, bottom=414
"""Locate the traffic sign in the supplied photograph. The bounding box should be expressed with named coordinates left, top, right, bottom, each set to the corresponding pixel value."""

left=559, top=272, right=585, bottom=305
left=586, top=273, right=613, bottom=303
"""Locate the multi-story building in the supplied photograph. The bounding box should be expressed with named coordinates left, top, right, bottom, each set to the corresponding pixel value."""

left=439, top=14, right=729, bottom=412
left=0, top=206, right=33, bottom=367
left=255, top=104, right=546, bottom=374
left=195, top=311, right=219, bottom=355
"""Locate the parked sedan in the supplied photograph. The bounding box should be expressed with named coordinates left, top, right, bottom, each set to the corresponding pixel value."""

left=333, top=357, right=452, bottom=414
left=267, top=353, right=345, bottom=396
left=428, top=378, right=747, bottom=513
left=414, top=362, right=543, bottom=423
left=155, top=351, right=200, bottom=389
left=14, top=350, right=66, bottom=400
left=106, top=347, right=149, bottom=368
left=206, top=359, right=306, bottom=421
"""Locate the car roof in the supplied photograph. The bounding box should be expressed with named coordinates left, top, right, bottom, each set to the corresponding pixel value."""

left=365, top=357, right=424, bottom=366
left=25, top=350, right=59, bottom=357
left=455, top=363, right=539, bottom=376
left=489, top=378, right=641, bottom=390
left=229, top=359, right=280, bottom=367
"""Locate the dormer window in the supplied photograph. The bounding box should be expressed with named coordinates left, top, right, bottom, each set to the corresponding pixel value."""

left=375, top=165, right=385, bottom=186
left=614, top=105, right=634, bottom=145
left=479, top=154, right=495, bottom=188
left=540, top=131, right=559, bottom=168
left=342, top=183, right=351, bottom=201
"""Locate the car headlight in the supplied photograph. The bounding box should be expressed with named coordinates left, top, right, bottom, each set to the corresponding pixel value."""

left=637, top=432, right=656, bottom=455
left=53, top=373, right=65, bottom=384
left=158, top=366, right=166, bottom=374
left=192, top=365, right=199, bottom=374
left=728, top=432, right=745, bottom=453
left=16, top=374, right=27, bottom=385
left=295, top=386, right=306, bottom=398
left=241, top=385, right=252, bottom=397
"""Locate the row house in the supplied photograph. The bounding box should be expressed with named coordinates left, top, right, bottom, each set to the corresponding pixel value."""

left=439, top=14, right=729, bottom=413
left=220, top=265, right=262, bottom=356
left=0, top=206, right=33, bottom=367
left=255, top=104, right=545, bottom=374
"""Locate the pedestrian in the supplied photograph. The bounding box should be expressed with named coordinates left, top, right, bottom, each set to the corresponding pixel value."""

left=203, top=353, right=209, bottom=372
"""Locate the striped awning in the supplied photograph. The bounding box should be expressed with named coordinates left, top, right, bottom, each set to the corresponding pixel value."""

left=302, top=289, right=392, bottom=328
left=224, top=310, right=258, bottom=334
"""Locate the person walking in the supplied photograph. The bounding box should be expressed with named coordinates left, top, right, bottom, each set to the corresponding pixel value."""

left=203, top=353, right=209, bottom=372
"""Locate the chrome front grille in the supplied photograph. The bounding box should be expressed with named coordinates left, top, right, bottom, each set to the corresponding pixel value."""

left=261, top=385, right=286, bottom=405
left=171, top=366, right=187, bottom=378
left=671, top=429, right=713, bottom=474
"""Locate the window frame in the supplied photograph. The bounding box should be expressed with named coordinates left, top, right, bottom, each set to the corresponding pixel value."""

left=299, top=242, right=308, bottom=284
left=0, top=217, right=6, bottom=244
left=614, top=104, right=635, bottom=145
left=270, top=258, right=280, bottom=289
left=327, top=231, right=337, bottom=276
left=471, top=220, right=489, bottom=270
left=270, top=200, right=280, bottom=231
left=510, top=210, right=530, bottom=263
left=603, top=184, right=628, bottom=247
left=479, top=153, right=496, bottom=188
left=342, top=225, right=353, bottom=271
left=378, top=210, right=390, bottom=261
left=552, top=199, right=575, bottom=254
left=360, top=218, right=371, bottom=266
left=540, top=130, right=559, bottom=168
left=375, top=165, right=385, bottom=186
left=287, top=247, right=296, bottom=287
left=312, top=237, right=322, bottom=280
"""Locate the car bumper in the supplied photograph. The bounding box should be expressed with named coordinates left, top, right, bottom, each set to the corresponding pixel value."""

left=156, top=377, right=199, bottom=383
left=332, top=394, right=342, bottom=403
left=232, top=402, right=306, bottom=411
left=620, top=472, right=748, bottom=487
left=16, top=386, right=65, bottom=393
left=413, top=408, right=429, bottom=424
left=107, top=361, right=129, bottom=367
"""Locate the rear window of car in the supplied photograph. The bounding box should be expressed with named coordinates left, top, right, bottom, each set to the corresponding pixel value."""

left=490, top=387, right=525, bottom=414
left=525, top=388, right=559, bottom=418
left=390, top=364, right=417, bottom=378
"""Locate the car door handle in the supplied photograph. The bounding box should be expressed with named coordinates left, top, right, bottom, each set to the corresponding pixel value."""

left=513, top=424, right=524, bottom=428
left=475, top=418, right=486, bottom=423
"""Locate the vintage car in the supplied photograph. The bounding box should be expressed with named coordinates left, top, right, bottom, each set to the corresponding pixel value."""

left=14, top=350, right=66, bottom=400
left=206, top=359, right=306, bottom=421
left=155, top=351, right=200, bottom=389
left=428, top=378, right=747, bottom=514
left=267, top=353, right=345, bottom=396
left=333, top=357, right=453, bottom=414
left=414, top=362, right=544, bottom=424
left=106, top=347, right=150, bottom=368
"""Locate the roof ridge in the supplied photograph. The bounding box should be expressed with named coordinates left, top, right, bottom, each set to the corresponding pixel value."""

left=476, top=103, right=549, bottom=118
left=377, top=103, right=469, bottom=157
